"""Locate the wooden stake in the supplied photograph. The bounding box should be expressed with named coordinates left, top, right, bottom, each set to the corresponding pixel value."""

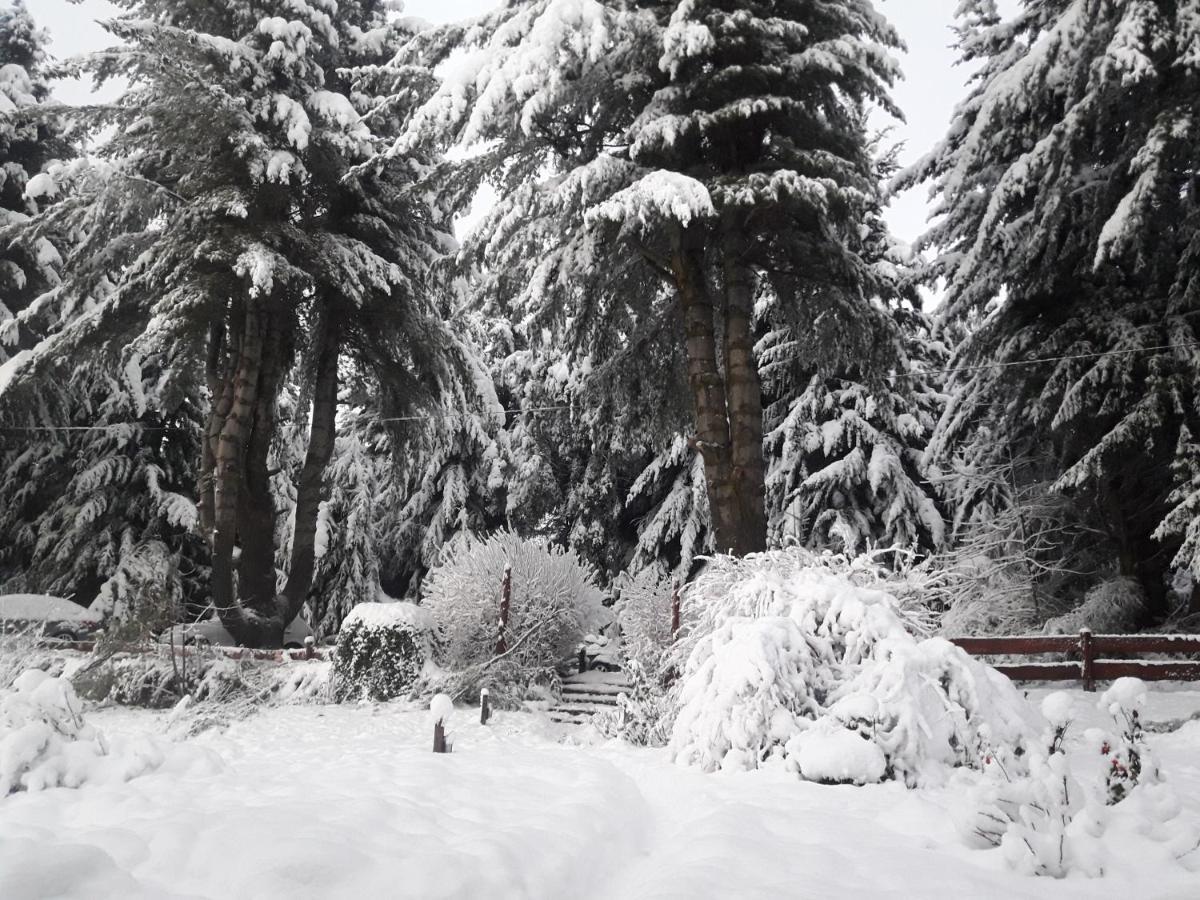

left=480, top=688, right=491, bottom=725
left=496, top=564, right=512, bottom=654
left=1080, top=628, right=1095, bottom=692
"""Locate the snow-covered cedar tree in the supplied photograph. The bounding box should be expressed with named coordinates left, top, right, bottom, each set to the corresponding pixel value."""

left=0, top=0, right=73, bottom=352
left=421, top=530, right=606, bottom=704
left=0, top=668, right=166, bottom=794
left=386, top=0, right=910, bottom=559
left=492, top=322, right=685, bottom=581
left=331, top=603, right=432, bottom=702
left=0, top=0, right=492, bottom=646
left=764, top=305, right=947, bottom=558
left=667, top=549, right=1040, bottom=784
left=902, top=0, right=1200, bottom=619
left=302, top=363, right=509, bottom=638
left=962, top=683, right=1199, bottom=878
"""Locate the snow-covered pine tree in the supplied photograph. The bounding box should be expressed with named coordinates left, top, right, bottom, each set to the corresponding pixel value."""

left=0, top=0, right=72, bottom=358
left=388, top=0, right=907, bottom=559
left=0, top=0, right=484, bottom=646
left=903, top=0, right=1200, bottom=618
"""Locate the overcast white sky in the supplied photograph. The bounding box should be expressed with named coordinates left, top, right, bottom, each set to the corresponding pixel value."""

left=32, top=0, right=1018, bottom=246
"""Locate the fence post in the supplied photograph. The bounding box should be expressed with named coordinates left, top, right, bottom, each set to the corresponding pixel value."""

left=303, top=635, right=315, bottom=660
left=433, top=719, right=448, bottom=753
left=578, top=646, right=588, bottom=673
left=1079, top=628, right=1095, bottom=692
left=671, top=579, right=681, bottom=640
left=496, top=564, right=512, bottom=654
left=480, top=688, right=491, bottom=725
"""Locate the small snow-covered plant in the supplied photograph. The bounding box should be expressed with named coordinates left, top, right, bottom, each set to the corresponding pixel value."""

left=963, top=684, right=1199, bottom=878
left=1096, top=678, right=1155, bottom=805
left=964, top=692, right=1090, bottom=878
left=593, top=660, right=670, bottom=748
left=0, top=669, right=165, bottom=794
left=332, top=603, right=431, bottom=703
left=611, top=568, right=676, bottom=678
left=422, top=530, right=605, bottom=703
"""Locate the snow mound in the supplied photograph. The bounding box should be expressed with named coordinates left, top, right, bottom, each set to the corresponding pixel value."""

left=785, top=719, right=887, bottom=785
left=668, top=550, right=1042, bottom=785
left=1, top=670, right=166, bottom=794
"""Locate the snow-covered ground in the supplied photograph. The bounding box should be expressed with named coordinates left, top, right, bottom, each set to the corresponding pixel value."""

left=3, top=686, right=1200, bottom=900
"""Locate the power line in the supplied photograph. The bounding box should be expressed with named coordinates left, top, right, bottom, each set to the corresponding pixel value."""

left=0, top=340, right=1195, bottom=433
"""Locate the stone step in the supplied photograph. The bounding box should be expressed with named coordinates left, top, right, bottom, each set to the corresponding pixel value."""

left=558, top=691, right=624, bottom=706
left=562, top=682, right=630, bottom=696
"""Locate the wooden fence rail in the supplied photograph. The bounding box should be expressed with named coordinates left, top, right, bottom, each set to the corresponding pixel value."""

left=950, top=630, right=1200, bottom=691
left=33, top=638, right=333, bottom=662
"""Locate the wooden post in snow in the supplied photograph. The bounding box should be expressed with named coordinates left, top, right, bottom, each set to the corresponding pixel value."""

left=1080, top=628, right=1095, bottom=692
left=496, top=564, right=512, bottom=654
left=480, top=688, right=491, bottom=725
left=433, top=720, right=448, bottom=753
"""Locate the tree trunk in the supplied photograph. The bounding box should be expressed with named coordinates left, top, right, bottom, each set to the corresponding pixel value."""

left=238, top=315, right=285, bottom=615
left=670, top=223, right=741, bottom=555
left=281, top=318, right=339, bottom=620
left=721, top=226, right=767, bottom=554
left=210, top=304, right=264, bottom=640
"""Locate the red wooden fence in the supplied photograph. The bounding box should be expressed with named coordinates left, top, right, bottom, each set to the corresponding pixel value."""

left=35, top=638, right=332, bottom=662
left=950, top=629, right=1200, bottom=691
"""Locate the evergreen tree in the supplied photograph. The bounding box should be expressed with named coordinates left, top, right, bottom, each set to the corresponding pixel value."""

left=0, top=0, right=71, bottom=357
left=763, top=309, right=946, bottom=557
left=903, top=0, right=1200, bottom=618
left=2, top=0, right=482, bottom=645
left=390, top=0, right=907, bottom=559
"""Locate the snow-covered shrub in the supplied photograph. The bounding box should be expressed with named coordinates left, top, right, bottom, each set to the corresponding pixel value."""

left=593, top=660, right=671, bottom=747
left=1044, top=577, right=1146, bottom=635
left=671, top=617, right=822, bottom=772
left=332, top=603, right=431, bottom=702
left=1, top=669, right=165, bottom=794
left=422, top=530, right=605, bottom=703
left=830, top=638, right=1039, bottom=785
left=667, top=549, right=1040, bottom=783
left=611, top=568, right=676, bottom=678
left=961, top=684, right=1200, bottom=878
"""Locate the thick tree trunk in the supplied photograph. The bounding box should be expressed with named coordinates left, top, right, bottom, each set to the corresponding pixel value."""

left=670, top=223, right=741, bottom=555
left=210, top=305, right=264, bottom=640
left=281, top=319, right=339, bottom=619
left=238, top=317, right=285, bottom=614
left=721, top=227, right=767, bottom=554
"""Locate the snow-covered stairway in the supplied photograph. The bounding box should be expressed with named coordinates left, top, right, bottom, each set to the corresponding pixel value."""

left=548, top=670, right=632, bottom=725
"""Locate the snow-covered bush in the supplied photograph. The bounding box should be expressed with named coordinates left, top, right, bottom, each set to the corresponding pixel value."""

left=592, top=660, right=671, bottom=748
left=667, top=549, right=1040, bottom=783
left=1, top=669, right=165, bottom=794
left=611, top=568, right=676, bottom=678
left=332, top=603, right=432, bottom=702
left=961, top=683, right=1200, bottom=878
left=422, top=530, right=605, bottom=703
left=1044, top=577, right=1146, bottom=635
